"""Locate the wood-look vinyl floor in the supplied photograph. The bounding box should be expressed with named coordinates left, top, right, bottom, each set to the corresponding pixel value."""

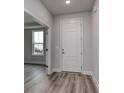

left=24, top=64, right=99, bottom=93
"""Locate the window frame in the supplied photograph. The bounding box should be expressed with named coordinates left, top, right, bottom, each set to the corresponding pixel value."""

left=32, top=30, right=45, bottom=56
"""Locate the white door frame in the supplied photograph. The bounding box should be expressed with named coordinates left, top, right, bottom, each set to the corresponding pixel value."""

left=60, top=15, right=83, bottom=73
left=24, top=9, right=52, bottom=75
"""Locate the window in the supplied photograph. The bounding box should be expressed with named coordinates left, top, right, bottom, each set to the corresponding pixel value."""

left=32, top=31, right=44, bottom=56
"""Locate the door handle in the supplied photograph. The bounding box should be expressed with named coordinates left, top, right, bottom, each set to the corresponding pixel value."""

left=62, top=52, right=64, bottom=54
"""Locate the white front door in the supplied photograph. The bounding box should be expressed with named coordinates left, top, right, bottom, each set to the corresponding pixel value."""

left=61, top=17, right=82, bottom=72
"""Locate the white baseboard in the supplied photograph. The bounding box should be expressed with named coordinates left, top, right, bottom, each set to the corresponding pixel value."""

left=52, top=68, right=61, bottom=72
left=24, top=61, right=45, bottom=65
left=91, top=72, right=99, bottom=88
left=83, top=71, right=99, bottom=88
left=82, top=71, right=93, bottom=75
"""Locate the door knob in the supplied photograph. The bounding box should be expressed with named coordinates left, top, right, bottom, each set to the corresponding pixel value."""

left=62, top=52, right=64, bottom=54
left=46, top=49, right=48, bottom=51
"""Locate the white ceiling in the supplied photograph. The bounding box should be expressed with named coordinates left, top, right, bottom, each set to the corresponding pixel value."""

left=41, top=0, right=94, bottom=15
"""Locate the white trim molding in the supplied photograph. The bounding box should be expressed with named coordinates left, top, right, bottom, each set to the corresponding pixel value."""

left=52, top=68, right=61, bottom=72
left=91, top=72, right=99, bottom=89
left=83, top=71, right=99, bottom=90
left=82, top=71, right=93, bottom=75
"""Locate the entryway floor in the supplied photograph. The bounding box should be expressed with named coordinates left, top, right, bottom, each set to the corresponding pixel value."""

left=24, top=64, right=98, bottom=93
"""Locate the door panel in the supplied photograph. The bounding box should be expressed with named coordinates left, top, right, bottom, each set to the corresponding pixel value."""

left=61, top=17, right=82, bottom=72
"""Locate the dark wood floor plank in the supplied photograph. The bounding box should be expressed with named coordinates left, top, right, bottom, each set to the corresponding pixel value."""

left=24, top=64, right=99, bottom=93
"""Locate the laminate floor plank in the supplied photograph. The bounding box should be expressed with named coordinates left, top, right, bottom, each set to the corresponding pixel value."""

left=24, top=64, right=99, bottom=93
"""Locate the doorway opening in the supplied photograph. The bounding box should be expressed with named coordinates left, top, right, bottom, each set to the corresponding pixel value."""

left=24, top=11, right=50, bottom=75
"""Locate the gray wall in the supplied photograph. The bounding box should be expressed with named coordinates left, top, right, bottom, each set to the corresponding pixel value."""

left=51, top=12, right=93, bottom=73
left=24, top=29, right=45, bottom=64
left=51, top=16, right=60, bottom=69
left=91, top=0, right=99, bottom=81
